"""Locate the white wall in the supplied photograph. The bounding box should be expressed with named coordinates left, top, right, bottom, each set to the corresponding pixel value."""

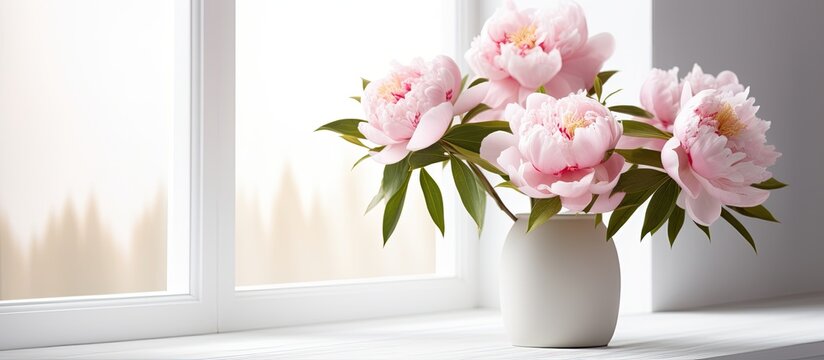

left=474, top=0, right=653, bottom=314
left=651, top=0, right=824, bottom=310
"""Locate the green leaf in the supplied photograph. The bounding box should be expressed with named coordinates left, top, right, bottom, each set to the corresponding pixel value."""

left=729, top=204, right=779, bottom=223
left=668, top=206, right=685, bottom=246
left=752, top=177, right=787, bottom=190
left=409, top=143, right=449, bottom=169
left=613, top=168, right=670, bottom=194
left=468, top=77, right=488, bottom=88
left=340, top=135, right=368, bottom=148
left=619, top=120, right=673, bottom=140
left=610, top=105, right=655, bottom=119
left=607, top=180, right=665, bottom=240
left=315, top=119, right=367, bottom=138
left=460, top=74, right=468, bottom=91
left=614, top=148, right=663, bottom=169
left=381, top=159, right=411, bottom=198
left=607, top=201, right=643, bottom=240
left=450, top=155, right=486, bottom=230
left=461, top=103, right=491, bottom=124
left=695, top=222, right=711, bottom=241
left=361, top=78, right=370, bottom=90
left=349, top=96, right=361, bottom=103
left=495, top=181, right=522, bottom=193
left=527, top=197, right=562, bottom=233
left=442, top=121, right=511, bottom=153
left=593, top=76, right=603, bottom=101
left=419, top=168, right=445, bottom=236
left=641, top=179, right=680, bottom=240
left=445, top=142, right=506, bottom=176
left=365, top=159, right=410, bottom=214
left=582, top=194, right=599, bottom=213
left=587, top=70, right=618, bottom=96
left=602, top=88, right=623, bottom=104
left=352, top=153, right=371, bottom=170
left=365, top=190, right=385, bottom=214
left=720, top=208, right=757, bottom=253
left=382, top=174, right=411, bottom=245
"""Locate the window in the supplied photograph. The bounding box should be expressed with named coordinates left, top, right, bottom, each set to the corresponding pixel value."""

left=0, top=0, right=215, bottom=350
left=234, top=0, right=452, bottom=287
left=219, top=0, right=476, bottom=331
left=0, top=0, right=476, bottom=349
left=0, top=0, right=190, bottom=302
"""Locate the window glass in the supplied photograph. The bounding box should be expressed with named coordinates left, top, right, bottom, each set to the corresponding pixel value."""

left=235, top=0, right=452, bottom=286
left=0, top=0, right=189, bottom=301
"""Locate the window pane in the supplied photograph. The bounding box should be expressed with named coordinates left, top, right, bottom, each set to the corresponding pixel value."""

left=0, top=0, right=190, bottom=301
left=236, top=0, right=453, bottom=286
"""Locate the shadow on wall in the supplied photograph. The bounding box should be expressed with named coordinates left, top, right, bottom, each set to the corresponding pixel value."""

left=235, top=164, right=437, bottom=286
left=0, top=190, right=167, bottom=300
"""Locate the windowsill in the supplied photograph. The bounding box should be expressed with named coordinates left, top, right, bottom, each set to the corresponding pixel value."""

left=3, top=292, right=824, bottom=359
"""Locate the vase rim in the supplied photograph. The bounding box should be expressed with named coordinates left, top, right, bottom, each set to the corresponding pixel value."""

left=515, top=212, right=597, bottom=220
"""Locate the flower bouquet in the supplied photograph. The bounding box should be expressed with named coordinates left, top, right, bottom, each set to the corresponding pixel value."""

left=316, top=0, right=785, bottom=347
left=317, top=0, right=784, bottom=248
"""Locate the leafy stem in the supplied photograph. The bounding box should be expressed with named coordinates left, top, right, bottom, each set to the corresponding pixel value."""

left=440, top=141, right=518, bottom=221
left=467, top=160, right=517, bottom=222
left=440, top=141, right=517, bottom=222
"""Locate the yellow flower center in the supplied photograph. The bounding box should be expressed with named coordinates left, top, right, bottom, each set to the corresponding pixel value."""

left=377, top=77, right=402, bottom=101
left=508, top=25, right=538, bottom=50
left=561, top=113, right=591, bottom=140
left=715, top=102, right=746, bottom=138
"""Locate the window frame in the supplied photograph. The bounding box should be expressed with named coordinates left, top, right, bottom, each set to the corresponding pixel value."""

left=0, top=0, right=479, bottom=349
left=217, top=0, right=479, bottom=331
left=0, top=0, right=217, bottom=350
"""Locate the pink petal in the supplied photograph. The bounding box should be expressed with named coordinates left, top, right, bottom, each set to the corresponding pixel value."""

left=483, top=78, right=521, bottom=109
left=680, top=81, right=693, bottom=110
left=661, top=137, right=702, bottom=199
left=468, top=108, right=504, bottom=123
left=589, top=154, right=625, bottom=195
left=695, top=176, right=771, bottom=208
left=547, top=170, right=595, bottom=198
left=685, top=189, right=722, bottom=226
left=433, top=55, right=463, bottom=97
left=571, top=123, right=611, bottom=168
left=406, top=102, right=454, bottom=151
left=500, top=47, right=562, bottom=90
left=480, top=131, right=516, bottom=171
left=588, top=192, right=626, bottom=213
left=561, top=193, right=592, bottom=212
left=358, top=123, right=401, bottom=146
left=545, top=33, right=614, bottom=98
left=515, top=162, right=558, bottom=198
left=453, top=81, right=489, bottom=115
left=370, top=143, right=411, bottom=164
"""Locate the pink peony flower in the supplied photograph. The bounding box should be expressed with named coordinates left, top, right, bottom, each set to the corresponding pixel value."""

left=662, top=85, right=780, bottom=225
left=465, top=0, right=614, bottom=120
left=639, top=67, right=682, bottom=133
left=640, top=64, right=745, bottom=133
left=359, top=56, right=485, bottom=164
left=480, top=92, right=625, bottom=212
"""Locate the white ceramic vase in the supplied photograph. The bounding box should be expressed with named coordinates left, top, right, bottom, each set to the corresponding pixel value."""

left=500, top=213, right=621, bottom=348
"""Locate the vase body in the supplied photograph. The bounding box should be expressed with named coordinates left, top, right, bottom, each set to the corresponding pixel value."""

left=500, top=213, right=620, bottom=348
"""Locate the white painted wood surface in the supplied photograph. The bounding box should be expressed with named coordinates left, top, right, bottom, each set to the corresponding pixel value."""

left=2, top=293, right=824, bottom=359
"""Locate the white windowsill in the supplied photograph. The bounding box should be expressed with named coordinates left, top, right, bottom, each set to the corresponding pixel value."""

left=3, top=292, right=824, bottom=360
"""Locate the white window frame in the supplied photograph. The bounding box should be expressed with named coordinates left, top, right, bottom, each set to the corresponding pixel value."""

left=217, top=0, right=478, bottom=331
left=0, top=0, right=478, bottom=349
left=0, top=0, right=216, bottom=349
